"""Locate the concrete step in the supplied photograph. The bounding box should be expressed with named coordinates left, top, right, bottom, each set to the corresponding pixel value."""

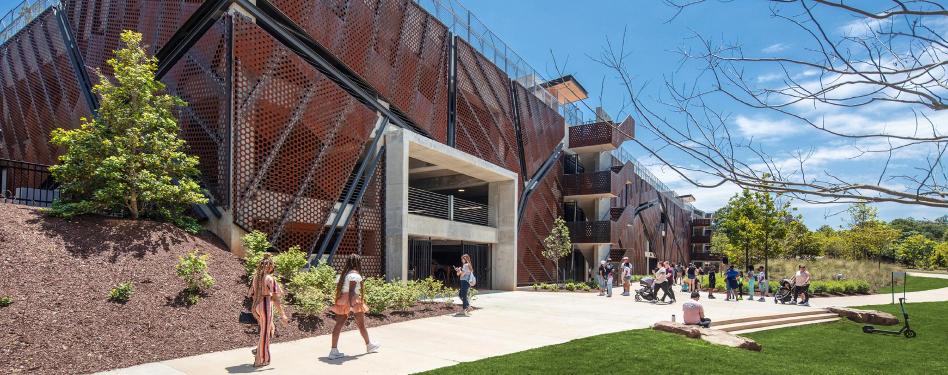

left=716, top=312, right=839, bottom=332
left=713, top=309, right=830, bottom=326
left=731, top=317, right=840, bottom=335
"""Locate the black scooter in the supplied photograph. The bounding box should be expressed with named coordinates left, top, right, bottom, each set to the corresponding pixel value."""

left=862, top=297, right=916, bottom=338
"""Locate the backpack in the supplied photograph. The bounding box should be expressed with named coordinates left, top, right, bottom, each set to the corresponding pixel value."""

left=468, top=273, right=477, bottom=287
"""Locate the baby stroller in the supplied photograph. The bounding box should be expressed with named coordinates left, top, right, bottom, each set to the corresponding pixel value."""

left=774, top=278, right=794, bottom=304
left=634, top=277, right=657, bottom=302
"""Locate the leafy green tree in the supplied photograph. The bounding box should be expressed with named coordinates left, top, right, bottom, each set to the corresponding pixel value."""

left=812, top=228, right=852, bottom=259
left=714, top=188, right=791, bottom=273
left=542, top=217, right=572, bottom=283
left=785, top=220, right=821, bottom=260
left=845, top=203, right=899, bottom=267
left=889, top=217, right=948, bottom=242
left=930, top=242, right=948, bottom=270
left=895, top=234, right=936, bottom=268
left=49, top=30, right=205, bottom=229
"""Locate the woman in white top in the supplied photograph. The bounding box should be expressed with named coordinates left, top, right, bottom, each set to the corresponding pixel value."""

left=454, top=254, right=474, bottom=316
left=328, top=254, right=379, bottom=360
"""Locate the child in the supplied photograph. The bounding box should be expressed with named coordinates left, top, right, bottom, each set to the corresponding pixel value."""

left=724, top=265, right=738, bottom=301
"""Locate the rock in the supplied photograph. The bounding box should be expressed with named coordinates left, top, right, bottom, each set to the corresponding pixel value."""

left=652, top=321, right=701, bottom=338
left=652, top=321, right=761, bottom=351
left=828, top=307, right=899, bottom=326
left=699, top=328, right=762, bottom=351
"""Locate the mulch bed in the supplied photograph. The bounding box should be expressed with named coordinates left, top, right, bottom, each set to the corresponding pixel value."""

left=0, top=204, right=458, bottom=375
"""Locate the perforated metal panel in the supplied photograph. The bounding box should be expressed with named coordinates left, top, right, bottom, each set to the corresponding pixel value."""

left=514, top=81, right=564, bottom=178
left=162, top=15, right=232, bottom=207
left=517, top=159, right=563, bottom=284
left=269, top=0, right=450, bottom=143
left=231, top=16, right=382, bottom=273
left=0, top=9, right=90, bottom=164
left=454, top=39, right=519, bottom=174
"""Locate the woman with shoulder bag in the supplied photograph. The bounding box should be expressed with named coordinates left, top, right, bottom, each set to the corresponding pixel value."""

left=249, top=254, right=288, bottom=368
left=455, top=254, right=475, bottom=316
left=328, top=254, right=380, bottom=360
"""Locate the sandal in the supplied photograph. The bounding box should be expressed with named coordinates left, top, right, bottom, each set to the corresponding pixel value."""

left=253, top=361, right=269, bottom=368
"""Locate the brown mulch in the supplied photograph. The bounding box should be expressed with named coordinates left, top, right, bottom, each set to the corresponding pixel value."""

left=0, top=204, right=458, bottom=375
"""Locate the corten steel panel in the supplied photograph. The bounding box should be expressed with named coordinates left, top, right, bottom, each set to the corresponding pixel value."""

left=162, top=16, right=232, bottom=207
left=232, top=17, right=381, bottom=264
left=454, top=39, right=520, bottom=175
left=513, top=81, right=565, bottom=177
left=517, top=160, right=562, bottom=285
left=0, top=10, right=91, bottom=165
left=61, top=0, right=205, bottom=78
left=269, top=0, right=450, bottom=143
left=611, top=166, right=694, bottom=274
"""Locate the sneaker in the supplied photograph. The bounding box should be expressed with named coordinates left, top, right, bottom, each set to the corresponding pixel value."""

left=758, top=298, right=765, bottom=302
left=367, top=343, right=381, bottom=353
left=463, top=310, right=471, bottom=316
left=708, top=295, right=716, bottom=299
left=328, top=348, right=345, bottom=360
left=799, top=302, right=810, bottom=306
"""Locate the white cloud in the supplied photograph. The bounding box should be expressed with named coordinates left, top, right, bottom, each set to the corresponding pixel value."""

left=756, top=72, right=783, bottom=83
left=761, top=43, right=789, bottom=54
left=734, top=115, right=803, bottom=140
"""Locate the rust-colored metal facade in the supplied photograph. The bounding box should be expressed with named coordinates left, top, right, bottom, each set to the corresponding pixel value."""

left=270, top=0, right=451, bottom=143
left=1, top=0, right=682, bottom=284
left=0, top=9, right=90, bottom=164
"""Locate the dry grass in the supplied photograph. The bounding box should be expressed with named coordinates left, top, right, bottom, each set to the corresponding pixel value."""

left=764, top=258, right=903, bottom=292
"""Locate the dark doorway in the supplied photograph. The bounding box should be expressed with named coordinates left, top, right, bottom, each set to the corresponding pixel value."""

left=410, top=239, right=491, bottom=289
left=647, top=257, right=658, bottom=272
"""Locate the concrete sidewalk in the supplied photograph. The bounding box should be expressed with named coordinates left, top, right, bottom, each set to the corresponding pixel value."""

left=97, top=274, right=948, bottom=375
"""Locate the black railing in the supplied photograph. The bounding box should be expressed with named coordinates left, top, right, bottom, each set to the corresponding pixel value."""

left=408, top=187, right=490, bottom=226
left=1, top=159, right=58, bottom=207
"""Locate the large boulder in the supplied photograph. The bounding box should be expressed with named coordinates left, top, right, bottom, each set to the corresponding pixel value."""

left=652, top=321, right=701, bottom=338
left=699, top=328, right=762, bottom=351
left=828, top=307, right=899, bottom=326
left=652, top=321, right=761, bottom=351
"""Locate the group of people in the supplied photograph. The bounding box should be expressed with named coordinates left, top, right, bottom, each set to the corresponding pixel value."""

left=247, top=252, right=477, bottom=368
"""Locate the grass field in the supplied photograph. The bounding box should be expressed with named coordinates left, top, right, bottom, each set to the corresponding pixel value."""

left=420, top=301, right=948, bottom=375
left=878, top=275, right=948, bottom=294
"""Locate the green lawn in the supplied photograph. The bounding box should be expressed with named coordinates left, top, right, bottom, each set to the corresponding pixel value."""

left=420, top=302, right=948, bottom=375
left=878, top=275, right=948, bottom=294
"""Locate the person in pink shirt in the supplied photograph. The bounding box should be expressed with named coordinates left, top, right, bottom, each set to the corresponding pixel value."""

left=682, top=291, right=710, bottom=328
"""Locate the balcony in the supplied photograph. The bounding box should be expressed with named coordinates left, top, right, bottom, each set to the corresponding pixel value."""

left=562, top=170, right=621, bottom=198
left=692, top=234, right=712, bottom=244
left=567, top=220, right=612, bottom=244
left=692, top=218, right=712, bottom=227
left=408, top=187, right=490, bottom=227
left=567, top=117, right=634, bottom=153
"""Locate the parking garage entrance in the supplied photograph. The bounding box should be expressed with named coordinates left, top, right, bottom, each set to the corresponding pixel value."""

left=408, top=238, right=491, bottom=290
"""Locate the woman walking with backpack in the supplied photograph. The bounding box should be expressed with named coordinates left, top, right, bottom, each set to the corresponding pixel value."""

left=455, top=254, right=475, bottom=316
left=249, top=254, right=288, bottom=368
left=328, top=254, right=380, bottom=360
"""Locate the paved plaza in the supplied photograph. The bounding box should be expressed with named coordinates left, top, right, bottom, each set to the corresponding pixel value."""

left=100, top=272, right=948, bottom=375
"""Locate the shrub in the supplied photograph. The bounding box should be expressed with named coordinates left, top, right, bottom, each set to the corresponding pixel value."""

left=293, top=287, right=329, bottom=316
left=532, top=283, right=540, bottom=291
left=811, top=281, right=827, bottom=294
left=176, top=250, right=215, bottom=294
left=273, top=245, right=307, bottom=281
left=287, top=263, right=337, bottom=299
left=414, top=277, right=448, bottom=301
left=0, top=296, right=11, bottom=307
left=390, top=281, right=421, bottom=311
left=241, top=231, right=270, bottom=280
left=108, top=281, right=134, bottom=303
left=363, top=277, right=394, bottom=314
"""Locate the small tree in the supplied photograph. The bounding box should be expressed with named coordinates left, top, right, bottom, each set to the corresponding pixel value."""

left=49, top=30, right=205, bottom=229
left=542, top=217, right=572, bottom=284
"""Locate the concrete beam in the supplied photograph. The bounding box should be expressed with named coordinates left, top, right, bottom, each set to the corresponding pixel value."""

left=411, top=174, right=486, bottom=191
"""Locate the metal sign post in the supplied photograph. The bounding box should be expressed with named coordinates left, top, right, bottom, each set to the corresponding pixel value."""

left=892, top=271, right=907, bottom=304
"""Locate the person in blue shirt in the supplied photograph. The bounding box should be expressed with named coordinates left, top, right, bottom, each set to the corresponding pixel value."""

left=724, top=265, right=739, bottom=301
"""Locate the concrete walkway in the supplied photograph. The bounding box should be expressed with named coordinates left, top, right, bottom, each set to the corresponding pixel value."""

left=98, top=272, right=948, bottom=375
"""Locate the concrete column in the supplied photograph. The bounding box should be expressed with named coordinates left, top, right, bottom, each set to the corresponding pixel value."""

left=596, top=151, right=612, bottom=172
left=595, top=197, right=610, bottom=221
left=384, top=130, right=410, bottom=282
left=594, top=243, right=612, bottom=263
left=489, top=180, right=518, bottom=291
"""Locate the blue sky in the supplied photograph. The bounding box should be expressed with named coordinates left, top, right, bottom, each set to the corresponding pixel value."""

left=459, top=0, right=947, bottom=228
left=2, top=0, right=943, bottom=228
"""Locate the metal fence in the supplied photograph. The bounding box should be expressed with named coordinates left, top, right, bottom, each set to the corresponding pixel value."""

left=408, top=186, right=490, bottom=226
left=415, top=0, right=584, bottom=125
left=1, top=159, right=58, bottom=207
left=0, top=0, right=58, bottom=45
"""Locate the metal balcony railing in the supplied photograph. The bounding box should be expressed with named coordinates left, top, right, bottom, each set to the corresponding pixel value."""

left=1, top=158, right=58, bottom=207
left=692, top=234, right=712, bottom=244
left=563, top=170, right=615, bottom=197
left=408, top=187, right=490, bottom=227
left=0, top=0, right=58, bottom=46
left=567, top=220, right=611, bottom=243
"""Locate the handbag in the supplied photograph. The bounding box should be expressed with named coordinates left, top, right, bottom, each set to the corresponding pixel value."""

left=468, top=273, right=477, bottom=287
left=239, top=310, right=257, bottom=324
